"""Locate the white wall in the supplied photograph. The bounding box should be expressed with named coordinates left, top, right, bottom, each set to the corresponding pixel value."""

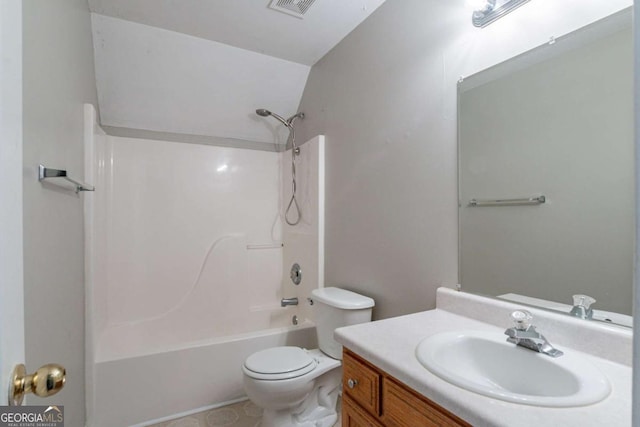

left=22, top=1, right=98, bottom=425
left=0, top=0, right=24, bottom=407
left=632, top=1, right=640, bottom=424
left=91, top=13, right=310, bottom=145
left=296, top=0, right=631, bottom=319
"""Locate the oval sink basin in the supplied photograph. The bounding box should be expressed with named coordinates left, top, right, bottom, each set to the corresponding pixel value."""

left=415, top=330, right=610, bottom=407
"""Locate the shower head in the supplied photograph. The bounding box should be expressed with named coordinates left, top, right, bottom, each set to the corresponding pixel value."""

left=255, top=108, right=291, bottom=128
left=255, top=108, right=304, bottom=128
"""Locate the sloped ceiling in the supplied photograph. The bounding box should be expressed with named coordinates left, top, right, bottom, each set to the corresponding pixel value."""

left=89, top=0, right=387, bottom=144
left=88, top=0, right=387, bottom=66
left=92, top=14, right=310, bottom=143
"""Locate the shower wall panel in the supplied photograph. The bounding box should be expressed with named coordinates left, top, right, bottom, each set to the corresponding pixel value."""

left=282, top=136, right=325, bottom=323
left=92, top=136, right=286, bottom=359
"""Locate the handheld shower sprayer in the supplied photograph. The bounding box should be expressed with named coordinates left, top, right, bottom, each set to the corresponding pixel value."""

left=256, top=109, right=289, bottom=128
left=256, top=108, right=305, bottom=226
left=255, top=109, right=304, bottom=130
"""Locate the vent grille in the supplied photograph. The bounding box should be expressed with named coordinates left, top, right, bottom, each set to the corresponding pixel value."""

left=269, top=0, right=317, bottom=19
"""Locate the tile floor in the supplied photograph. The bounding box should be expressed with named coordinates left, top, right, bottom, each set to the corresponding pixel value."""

left=149, top=399, right=341, bottom=427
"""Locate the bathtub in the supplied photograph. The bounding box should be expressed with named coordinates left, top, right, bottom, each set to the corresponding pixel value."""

left=90, top=318, right=316, bottom=427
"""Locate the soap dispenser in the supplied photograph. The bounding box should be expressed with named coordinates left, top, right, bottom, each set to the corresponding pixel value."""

left=569, top=294, right=596, bottom=320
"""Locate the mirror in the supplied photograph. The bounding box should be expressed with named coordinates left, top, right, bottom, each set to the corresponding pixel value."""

left=458, top=8, right=633, bottom=327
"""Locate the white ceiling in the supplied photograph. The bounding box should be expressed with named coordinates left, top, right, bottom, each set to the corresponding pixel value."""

left=88, top=0, right=387, bottom=66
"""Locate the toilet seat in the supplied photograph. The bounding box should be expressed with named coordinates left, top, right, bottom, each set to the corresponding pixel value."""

left=243, top=346, right=318, bottom=380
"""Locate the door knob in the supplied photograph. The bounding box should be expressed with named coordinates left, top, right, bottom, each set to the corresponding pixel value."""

left=9, top=363, right=66, bottom=406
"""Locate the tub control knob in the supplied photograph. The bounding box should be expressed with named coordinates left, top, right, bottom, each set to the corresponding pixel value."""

left=347, top=378, right=358, bottom=389
left=290, top=263, right=302, bottom=285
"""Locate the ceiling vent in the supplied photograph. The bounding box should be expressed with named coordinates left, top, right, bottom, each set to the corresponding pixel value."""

left=269, top=0, right=317, bottom=19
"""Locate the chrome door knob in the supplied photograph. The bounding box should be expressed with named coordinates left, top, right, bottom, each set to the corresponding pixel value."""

left=347, top=378, right=358, bottom=389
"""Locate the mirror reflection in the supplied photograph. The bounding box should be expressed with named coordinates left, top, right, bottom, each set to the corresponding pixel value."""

left=458, top=9, right=633, bottom=326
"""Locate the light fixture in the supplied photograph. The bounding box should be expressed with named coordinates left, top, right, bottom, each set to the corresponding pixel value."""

left=471, top=0, right=531, bottom=28
left=467, top=0, right=493, bottom=12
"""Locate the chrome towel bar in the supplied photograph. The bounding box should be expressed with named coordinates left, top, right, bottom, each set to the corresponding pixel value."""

left=469, top=195, right=545, bottom=207
left=246, top=243, right=284, bottom=250
left=38, top=164, right=95, bottom=193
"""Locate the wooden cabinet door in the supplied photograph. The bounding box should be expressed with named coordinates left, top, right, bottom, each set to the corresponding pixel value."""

left=382, top=377, right=470, bottom=427
left=343, top=351, right=381, bottom=416
left=341, top=348, right=471, bottom=427
left=343, top=395, right=383, bottom=427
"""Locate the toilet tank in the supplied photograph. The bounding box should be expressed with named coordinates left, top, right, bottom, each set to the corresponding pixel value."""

left=311, top=287, right=375, bottom=359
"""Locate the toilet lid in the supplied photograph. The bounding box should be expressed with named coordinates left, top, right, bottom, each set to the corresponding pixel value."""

left=244, top=346, right=315, bottom=375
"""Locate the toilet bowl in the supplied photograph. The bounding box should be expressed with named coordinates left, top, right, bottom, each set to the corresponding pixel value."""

left=242, top=287, right=375, bottom=427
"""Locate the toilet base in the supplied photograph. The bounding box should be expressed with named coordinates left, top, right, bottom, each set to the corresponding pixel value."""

left=256, top=368, right=341, bottom=427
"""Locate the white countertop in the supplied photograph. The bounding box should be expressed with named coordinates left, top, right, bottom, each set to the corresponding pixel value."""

left=334, top=289, right=631, bottom=427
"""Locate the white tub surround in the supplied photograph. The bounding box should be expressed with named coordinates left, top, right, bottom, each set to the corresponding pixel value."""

left=282, top=135, right=325, bottom=323
left=84, top=107, right=326, bottom=426
left=334, top=287, right=631, bottom=427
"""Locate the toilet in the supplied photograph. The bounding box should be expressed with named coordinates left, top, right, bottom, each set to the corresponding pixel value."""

left=242, top=287, right=375, bottom=427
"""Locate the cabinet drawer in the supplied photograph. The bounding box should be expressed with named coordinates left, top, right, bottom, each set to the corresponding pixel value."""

left=382, top=378, right=470, bottom=427
left=343, top=350, right=381, bottom=416
left=342, top=395, right=383, bottom=427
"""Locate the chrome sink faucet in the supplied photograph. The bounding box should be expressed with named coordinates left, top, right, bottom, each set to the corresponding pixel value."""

left=504, top=310, right=564, bottom=358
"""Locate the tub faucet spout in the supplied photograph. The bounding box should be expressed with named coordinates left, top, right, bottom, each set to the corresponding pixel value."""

left=281, top=297, right=299, bottom=307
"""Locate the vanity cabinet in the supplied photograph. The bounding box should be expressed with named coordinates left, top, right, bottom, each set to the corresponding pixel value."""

left=342, top=349, right=470, bottom=427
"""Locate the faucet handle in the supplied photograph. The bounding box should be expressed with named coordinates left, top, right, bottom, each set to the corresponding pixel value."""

left=570, top=294, right=596, bottom=319
left=572, top=294, right=596, bottom=309
left=510, top=310, right=533, bottom=330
